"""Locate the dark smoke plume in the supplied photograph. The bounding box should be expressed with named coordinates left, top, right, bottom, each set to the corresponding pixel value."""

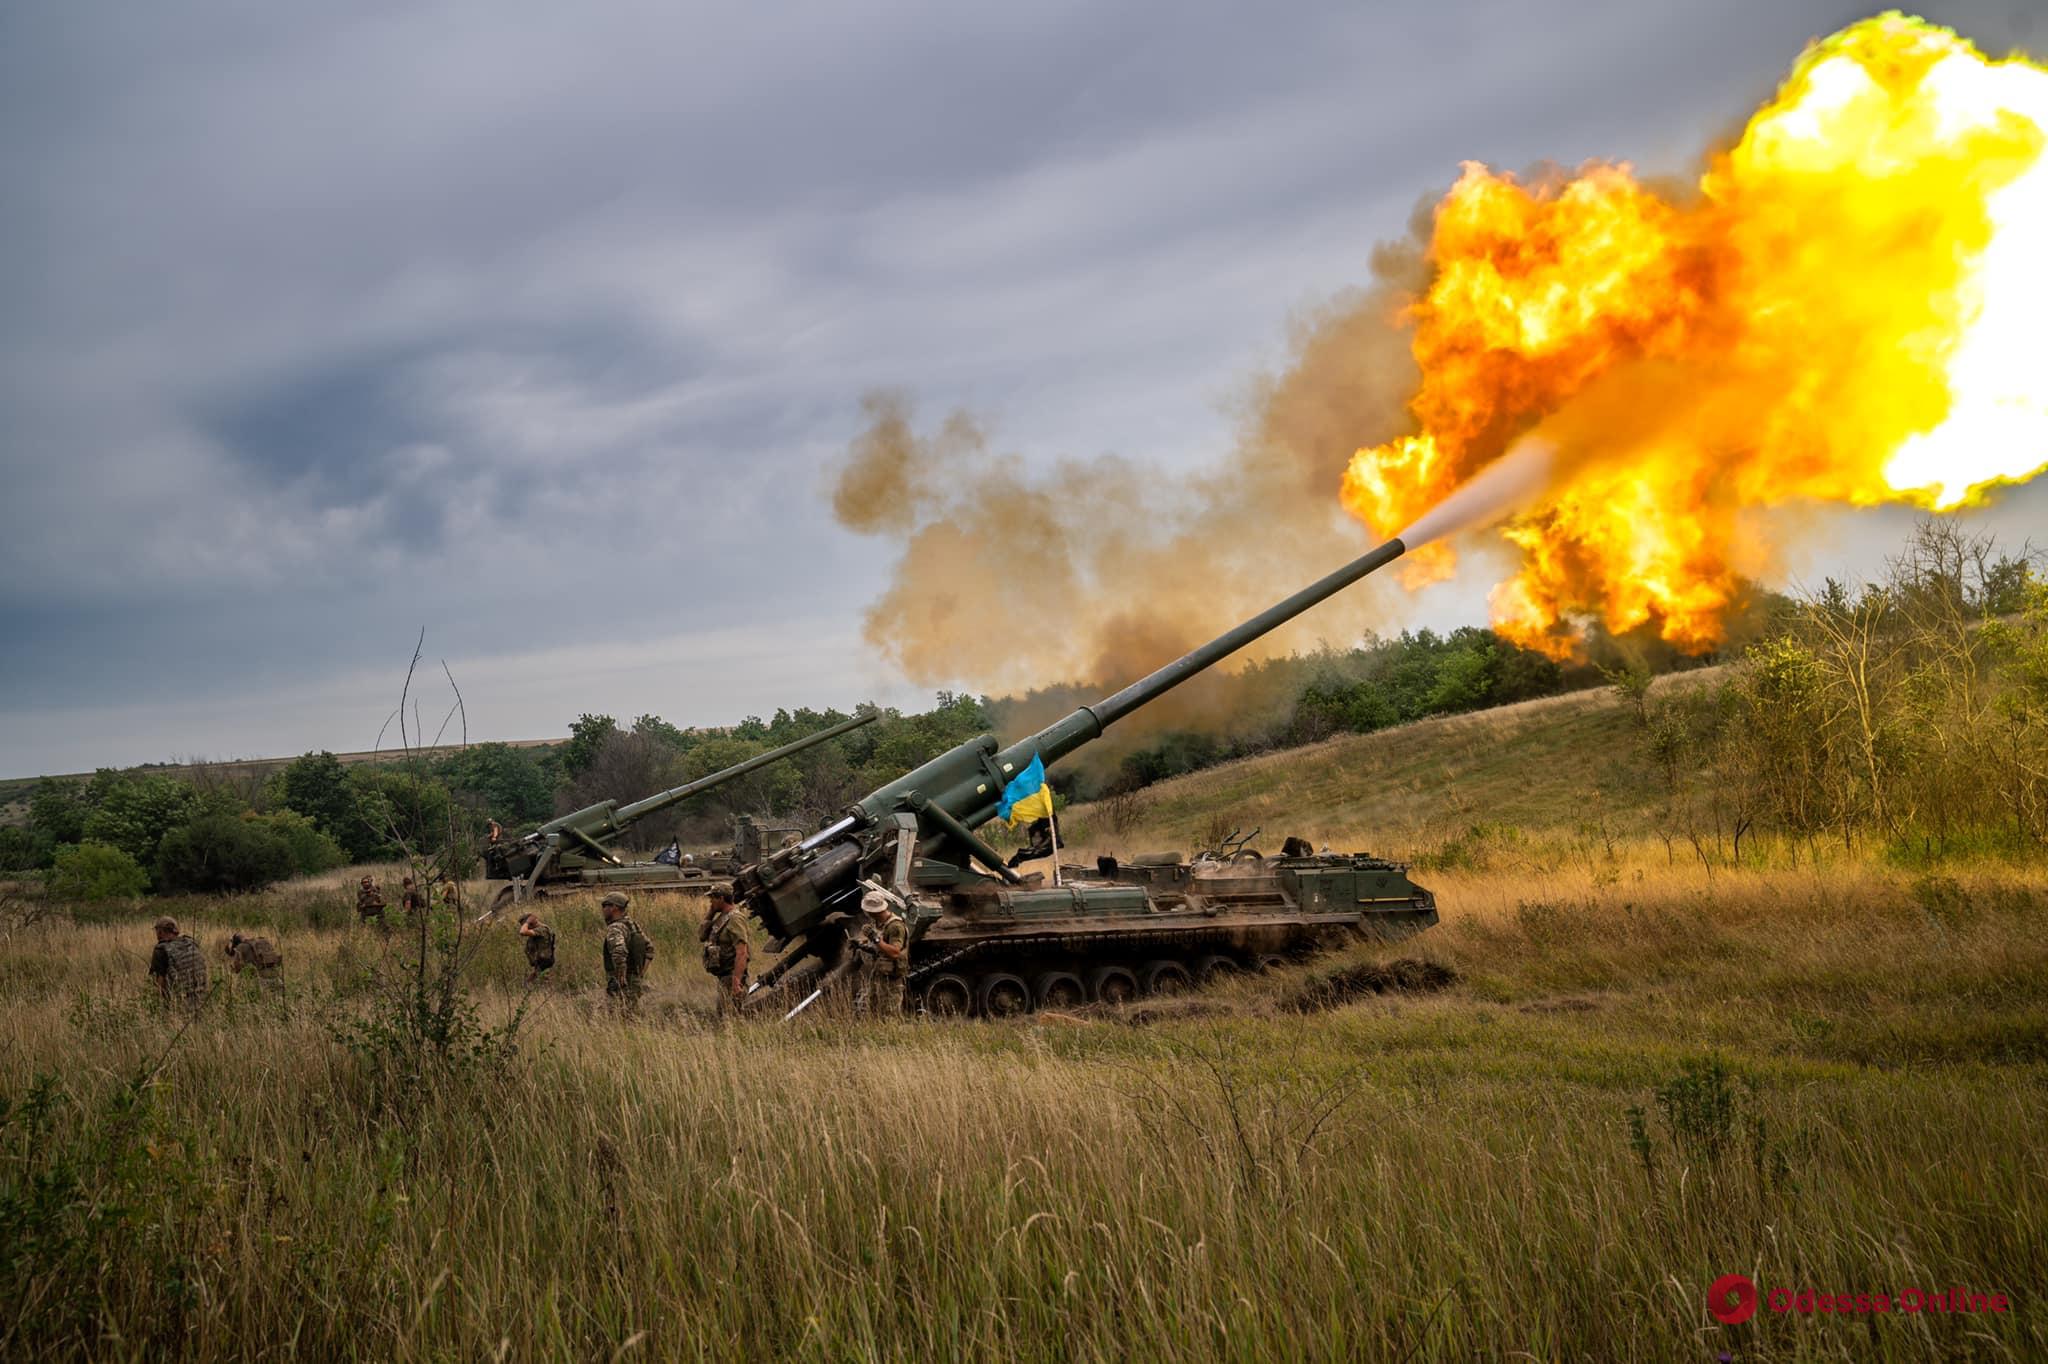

left=832, top=236, right=1432, bottom=743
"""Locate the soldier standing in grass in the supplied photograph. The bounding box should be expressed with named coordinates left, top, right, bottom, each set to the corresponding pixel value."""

left=399, top=874, right=427, bottom=918
left=600, top=891, right=653, bottom=1013
left=223, top=932, right=284, bottom=993
left=355, top=874, right=387, bottom=929
left=852, top=891, right=910, bottom=1016
left=698, top=887, right=751, bottom=1016
left=518, top=912, right=557, bottom=986
left=148, top=916, right=208, bottom=1011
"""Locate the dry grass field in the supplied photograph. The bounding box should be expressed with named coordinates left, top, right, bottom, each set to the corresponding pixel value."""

left=3, top=839, right=2043, bottom=1361
left=1056, top=672, right=1720, bottom=859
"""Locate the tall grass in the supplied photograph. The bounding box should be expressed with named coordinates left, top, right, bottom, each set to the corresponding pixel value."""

left=2, top=859, right=2043, bottom=1360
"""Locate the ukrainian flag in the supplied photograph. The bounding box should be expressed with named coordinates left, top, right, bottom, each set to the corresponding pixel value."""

left=997, top=753, right=1055, bottom=827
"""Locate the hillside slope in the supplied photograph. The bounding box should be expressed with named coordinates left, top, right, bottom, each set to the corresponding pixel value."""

left=1065, top=671, right=1718, bottom=858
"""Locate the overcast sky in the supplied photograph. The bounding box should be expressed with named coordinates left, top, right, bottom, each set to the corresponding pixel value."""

left=3, top=0, right=2043, bottom=776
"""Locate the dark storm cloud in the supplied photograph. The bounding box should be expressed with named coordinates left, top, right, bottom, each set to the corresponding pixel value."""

left=1, top=0, right=2040, bottom=773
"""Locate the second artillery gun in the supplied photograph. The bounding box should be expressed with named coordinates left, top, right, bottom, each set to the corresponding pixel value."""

left=738, top=538, right=1439, bottom=1016
left=481, top=711, right=875, bottom=913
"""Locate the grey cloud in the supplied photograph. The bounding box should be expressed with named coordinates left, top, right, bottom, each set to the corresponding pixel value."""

left=2, top=0, right=2039, bottom=773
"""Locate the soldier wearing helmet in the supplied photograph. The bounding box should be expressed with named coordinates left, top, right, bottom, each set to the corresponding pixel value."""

left=852, top=890, right=910, bottom=1016
left=224, top=932, right=284, bottom=993
left=600, top=891, right=653, bottom=1013
left=148, top=916, right=208, bottom=1011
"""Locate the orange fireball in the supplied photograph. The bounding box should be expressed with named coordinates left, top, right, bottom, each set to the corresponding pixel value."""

left=1342, top=13, right=2048, bottom=657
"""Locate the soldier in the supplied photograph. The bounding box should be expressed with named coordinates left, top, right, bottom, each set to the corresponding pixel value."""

left=698, top=887, right=751, bottom=1015
left=148, top=916, right=208, bottom=1011
left=223, top=932, right=284, bottom=993
left=434, top=875, right=461, bottom=914
left=517, top=912, right=557, bottom=986
left=399, top=874, right=427, bottom=917
left=355, top=874, right=387, bottom=928
left=852, top=890, right=910, bottom=1016
left=600, top=891, right=653, bottom=1013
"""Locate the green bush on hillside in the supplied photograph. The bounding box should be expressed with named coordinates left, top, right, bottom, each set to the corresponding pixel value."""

left=153, top=814, right=297, bottom=894
left=47, top=841, right=148, bottom=901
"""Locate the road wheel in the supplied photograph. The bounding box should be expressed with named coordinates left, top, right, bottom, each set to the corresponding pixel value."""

left=1257, top=954, right=1288, bottom=972
left=1086, top=965, right=1138, bottom=1005
left=1140, top=959, right=1192, bottom=996
left=1033, top=971, right=1087, bottom=1010
left=978, top=973, right=1032, bottom=1018
left=1194, top=954, right=1241, bottom=984
left=921, top=974, right=973, bottom=1018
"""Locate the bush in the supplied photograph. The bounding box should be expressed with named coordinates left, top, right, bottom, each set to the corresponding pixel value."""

left=47, top=842, right=149, bottom=901
left=79, top=774, right=199, bottom=869
left=153, top=815, right=295, bottom=894
left=0, top=826, right=53, bottom=872
left=249, top=810, right=347, bottom=877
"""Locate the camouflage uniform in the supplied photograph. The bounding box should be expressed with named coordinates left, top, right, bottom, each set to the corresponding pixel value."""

left=356, top=880, right=387, bottom=927
left=226, top=935, right=284, bottom=993
left=150, top=934, right=208, bottom=1010
left=854, top=911, right=910, bottom=1016
left=603, top=910, right=652, bottom=1012
left=701, top=903, right=751, bottom=1015
left=521, top=920, right=558, bottom=985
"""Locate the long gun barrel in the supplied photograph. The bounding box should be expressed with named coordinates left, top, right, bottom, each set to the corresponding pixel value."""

left=742, top=538, right=1408, bottom=940
left=540, top=710, right=877, bottom=846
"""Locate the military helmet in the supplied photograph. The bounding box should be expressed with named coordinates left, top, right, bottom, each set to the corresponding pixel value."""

left=600, top=891, right=629, bottom=909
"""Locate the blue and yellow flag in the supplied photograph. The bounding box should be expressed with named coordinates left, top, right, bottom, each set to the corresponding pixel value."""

left=997, top=753, right=1055, bottom=827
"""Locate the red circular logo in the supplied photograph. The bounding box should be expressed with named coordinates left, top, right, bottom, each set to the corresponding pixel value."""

left=1710, top=1274, right=1759, bottom=1324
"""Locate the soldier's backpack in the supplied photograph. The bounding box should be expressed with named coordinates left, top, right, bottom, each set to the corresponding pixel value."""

left=164, top=935, right=208, bottom=999
left=624, top=918, right=655, bottom=974
left=246, top=937, right=283, bottom=970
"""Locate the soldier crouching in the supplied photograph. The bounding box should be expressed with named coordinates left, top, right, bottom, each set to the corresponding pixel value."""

left=223, top=932, right=284, bottom=994
left=518, top=912, right=557, bottom=986
left=148, top=916, right=208, bottom=1013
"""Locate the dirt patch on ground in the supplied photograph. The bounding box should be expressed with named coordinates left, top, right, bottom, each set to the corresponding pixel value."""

left=1286, top=958, right=1459, bottom=1012
left=1118, top=997, right=1242, bottom=1027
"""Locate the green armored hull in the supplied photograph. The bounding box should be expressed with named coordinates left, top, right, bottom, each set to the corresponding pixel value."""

left=735, top=536, right=1444, bottom=1017
left=904, top=850, right=1436, bottom=1015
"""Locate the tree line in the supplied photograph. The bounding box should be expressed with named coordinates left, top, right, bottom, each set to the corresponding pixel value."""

left=1, top=565, right=1815, bottom=897
left=1630, top=524, right=2045, bottom=866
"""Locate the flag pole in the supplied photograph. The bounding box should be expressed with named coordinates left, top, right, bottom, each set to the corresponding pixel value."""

left=1049, top=792, right=1061, bottom=887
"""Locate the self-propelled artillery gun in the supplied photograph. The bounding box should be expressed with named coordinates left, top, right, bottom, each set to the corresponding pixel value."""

left=736, top=538, right=1438, bottom=1016
left=481, top=712, right=876, bottom=913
